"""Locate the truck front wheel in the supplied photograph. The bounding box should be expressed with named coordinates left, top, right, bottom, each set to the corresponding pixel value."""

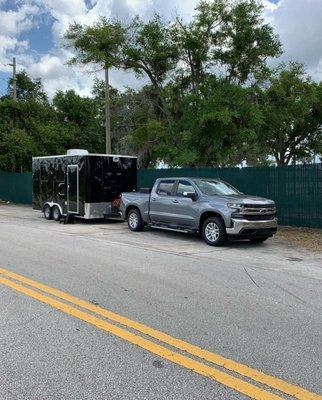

left=202, top=217, right=226, bottom=246
left=127, top=209, right=144, bottom=232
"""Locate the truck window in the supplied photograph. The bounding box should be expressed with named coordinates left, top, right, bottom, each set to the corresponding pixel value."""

left=176, top=180, right=196, bottom=197
left=157, top=180, right=176, bottom=196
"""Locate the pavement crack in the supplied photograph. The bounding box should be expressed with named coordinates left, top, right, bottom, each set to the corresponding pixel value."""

left=272, top=282, right=309, bottom=306
left=243, top=267, right=260, bottom=288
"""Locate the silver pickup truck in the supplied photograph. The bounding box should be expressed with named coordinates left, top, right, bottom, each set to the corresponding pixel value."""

left=120, top=177, right=277, bottom=246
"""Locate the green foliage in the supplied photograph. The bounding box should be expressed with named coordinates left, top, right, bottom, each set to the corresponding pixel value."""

left=161, top=78, right=264, bottom=166
left=124, top=15, right=179, bottom=87
left=212, top=0, right=282, bottom=83
left=7, top=71, right=48, bottom=103
left=53, top=90, right=104, bottom=152
left=173, top=0, right=281, bottom=89
left=129, top=119, right=167, bottom=168
left=0, top=98, right=72, bottom=171
left=259, top=63, right=322, bottom=164
left=64, top=17, right=126, bottom=69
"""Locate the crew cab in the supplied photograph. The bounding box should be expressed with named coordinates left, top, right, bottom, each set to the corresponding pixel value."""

left=120, top=178, right=277, bottom=246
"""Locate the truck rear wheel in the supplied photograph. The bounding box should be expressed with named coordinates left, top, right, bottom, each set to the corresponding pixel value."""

left=43, top=204, right=52, bottom=220
left=127, top=209, right=144, bottom=232
left=202, top=217, right=226, bottom=246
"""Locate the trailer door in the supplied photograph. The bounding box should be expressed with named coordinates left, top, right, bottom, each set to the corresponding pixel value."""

left=67, top=165, right=79, bottom=213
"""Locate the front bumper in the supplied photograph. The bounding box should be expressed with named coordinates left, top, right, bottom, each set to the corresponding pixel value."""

left=226, top=218, right=278, bottom=236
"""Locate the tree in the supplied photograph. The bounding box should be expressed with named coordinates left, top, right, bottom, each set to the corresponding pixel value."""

left=0, top=96, right=73, bottom=172
left=128, top=119, right=167, bottom=168
left=53, top=90, right=104, bottom=152
left=0, top=72, right=75, bottom=172
left=6, top=70, right=48, bottom=103
left=123, top=15, right=179, bottom=119
left=212, top=0, right=282, bottom=84
left=91, top=79, right=157, bottom=158
left=259, top=63, right=322, bottom=165
left=160, top=77, right=263, bottom=166
left=64, top=17, right=127, bottom=153
left=65, top=17, right=126, bottom=69
left=173, top=0, right=225, bottom=91
left=173, top=0, right=281, bottom=90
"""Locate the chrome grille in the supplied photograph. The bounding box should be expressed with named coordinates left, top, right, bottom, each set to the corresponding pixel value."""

left=242, top=204, right=276, bottom=215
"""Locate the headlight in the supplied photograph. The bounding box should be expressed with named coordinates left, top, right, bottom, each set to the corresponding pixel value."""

left=227, top=202, right=243, bottom=211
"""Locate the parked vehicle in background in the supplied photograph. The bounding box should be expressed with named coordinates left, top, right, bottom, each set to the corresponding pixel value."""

left=33, top=149, right=137, bottom=221
left=120, top=178, right=277, bottom=246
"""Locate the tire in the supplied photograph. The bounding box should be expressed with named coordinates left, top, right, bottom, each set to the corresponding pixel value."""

left=202, top=217, right=226, bottom=246
left=127, top=208, right=144, bottom=232
left=52, top=205, right=61, bottom=221
left=43, top=204, right=52, bottom=220
left=250, top=236, right=269, bottom=243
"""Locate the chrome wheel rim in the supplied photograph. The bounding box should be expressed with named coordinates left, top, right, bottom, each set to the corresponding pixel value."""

left=129, top=212, right=138, bottom=229
left=205, top=222, right=220, bottom=242
left=44, top=207, right=50, bottom=218
left=53, top=208, right=60, bottom=220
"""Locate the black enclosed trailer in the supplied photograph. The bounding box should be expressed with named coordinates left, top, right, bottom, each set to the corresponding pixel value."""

left=32, top=150, right=137, bottom=220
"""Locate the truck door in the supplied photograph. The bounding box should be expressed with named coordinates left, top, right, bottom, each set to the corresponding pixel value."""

left=67, top=165, right=79, bottom=214
left=172, top=180, right=199, bottom=228
left=149, top=179, right=178, bottom=225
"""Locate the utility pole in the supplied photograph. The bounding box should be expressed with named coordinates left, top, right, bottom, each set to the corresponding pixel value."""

left=9, top=57, right=17, bottom=101
left=105, top=67, right=111, bottom=154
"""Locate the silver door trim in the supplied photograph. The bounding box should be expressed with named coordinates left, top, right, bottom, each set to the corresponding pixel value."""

left=67, top=165, right=79, bottom=214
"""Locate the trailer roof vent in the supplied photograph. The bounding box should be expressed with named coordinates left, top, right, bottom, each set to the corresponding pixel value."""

left=67, top=149, right=89, bottom=156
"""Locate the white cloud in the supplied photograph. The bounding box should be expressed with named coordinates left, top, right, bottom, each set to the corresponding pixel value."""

left=0, top=36, right=29, bottom=72
left=27, top=52, right=96, bottom=98
left=264, top=0, right=322, bottom=80
left=0, top=4, right=39, bottom=35
left=0, top=3, right=39, bottom=72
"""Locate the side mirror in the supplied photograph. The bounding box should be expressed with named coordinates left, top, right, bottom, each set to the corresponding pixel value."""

left=184, top=192, right=198, bottom=201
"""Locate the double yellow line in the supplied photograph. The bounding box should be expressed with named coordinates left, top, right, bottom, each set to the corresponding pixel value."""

left=0, top=267, right=320, bottom=400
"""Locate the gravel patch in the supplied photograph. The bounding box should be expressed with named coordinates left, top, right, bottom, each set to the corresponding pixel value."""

left=276, top=226, right=322, bottom=253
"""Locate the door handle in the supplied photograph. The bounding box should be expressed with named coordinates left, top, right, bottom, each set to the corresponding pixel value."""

left=151, top=197, right=156, bottom=201
left=172, top=199, right=179, bottom=203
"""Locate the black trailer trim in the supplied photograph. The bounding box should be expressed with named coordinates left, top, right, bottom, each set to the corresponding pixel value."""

left=67, top=165, right=79, bottom=214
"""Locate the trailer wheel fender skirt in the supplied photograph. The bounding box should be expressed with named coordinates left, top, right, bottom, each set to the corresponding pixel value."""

left=43, top=202, right=63, bottom=216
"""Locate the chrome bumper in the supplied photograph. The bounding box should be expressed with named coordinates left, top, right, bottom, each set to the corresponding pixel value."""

left=226, top=218, right=278, bottom=235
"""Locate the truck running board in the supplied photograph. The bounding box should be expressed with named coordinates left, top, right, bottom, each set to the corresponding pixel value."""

left=150, top=224, right=195, bottom=234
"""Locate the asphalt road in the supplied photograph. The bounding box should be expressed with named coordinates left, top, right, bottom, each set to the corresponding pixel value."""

left=0, top=204, right=321, bottom=400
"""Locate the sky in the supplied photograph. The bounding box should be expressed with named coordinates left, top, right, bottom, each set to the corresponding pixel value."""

left=0, top=0, right=322, bottom=99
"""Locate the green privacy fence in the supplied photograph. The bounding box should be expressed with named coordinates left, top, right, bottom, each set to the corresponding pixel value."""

left=138, top=164, right=322, bottom=229
left=1, top=164, right=321, bottom=228
left=0, top=170, right=32, bottom=204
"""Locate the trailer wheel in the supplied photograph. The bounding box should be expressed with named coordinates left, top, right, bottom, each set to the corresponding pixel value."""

left=43, top=204, right=52, bottom=220
left=52, top=205, right=61, bottom=221
left=127, top=209, right=144, bottom=232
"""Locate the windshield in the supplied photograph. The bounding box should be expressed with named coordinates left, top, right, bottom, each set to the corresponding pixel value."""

left=193, top=179, right=240, bottom=196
